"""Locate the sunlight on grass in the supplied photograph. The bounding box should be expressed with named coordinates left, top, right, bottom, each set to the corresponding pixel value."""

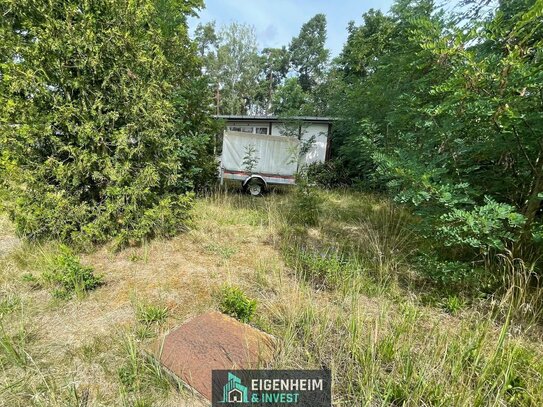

left=0, top=188, right=542, bottom=405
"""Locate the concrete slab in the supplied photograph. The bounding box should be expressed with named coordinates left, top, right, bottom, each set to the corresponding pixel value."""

left=150, top=312, right=275, bottom=402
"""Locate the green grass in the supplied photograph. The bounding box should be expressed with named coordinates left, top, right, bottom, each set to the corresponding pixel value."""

left=0, top=187, right=542, bottom=406
left=261, top=280, right=543, bottom=405
left=117, top=333, right=176, bottom=395
left=218, top=284, right=257, bottom=323
left=136, top=303, right=169, bottom=326
left=204, top=242, right=237, bottom=260
left=263, top=187, right=543, bottom=405
left=0, top=322, right=31, bottom=369
left=193, top=188, right=543, bottom=405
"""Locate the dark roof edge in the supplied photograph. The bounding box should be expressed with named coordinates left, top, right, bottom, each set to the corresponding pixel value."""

left=213, top=115, right=336, bottom=122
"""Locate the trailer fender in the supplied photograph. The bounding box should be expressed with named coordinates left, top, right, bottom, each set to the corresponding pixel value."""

left=242, top=175, right=267, bottom=189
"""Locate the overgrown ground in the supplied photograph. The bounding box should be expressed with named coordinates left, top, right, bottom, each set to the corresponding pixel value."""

left=1, top=189, right=543, bottom=406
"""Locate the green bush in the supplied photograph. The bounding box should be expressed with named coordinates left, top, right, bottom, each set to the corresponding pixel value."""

left=287, top=181, right=323, bottom=227
left=306, top=160, right=351, bottom=189
left=437, top=198, right=526, bottom=254
left=0, top=0, right=215, bottom=248
left=42, top=246, right=102, bottom=299
left=219, top=285, right=257, bottom=323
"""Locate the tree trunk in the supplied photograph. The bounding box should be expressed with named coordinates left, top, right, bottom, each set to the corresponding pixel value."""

left=215, top=85, right=220, bottom=115
left=523, top=161, right=543, bottom=225
left=521, top=150, right=543, bottom=246
left=268, top=69, right=273, bottom=113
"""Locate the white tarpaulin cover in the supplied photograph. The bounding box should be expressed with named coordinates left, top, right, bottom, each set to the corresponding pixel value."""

left=222, top=131, right=300, bottom=176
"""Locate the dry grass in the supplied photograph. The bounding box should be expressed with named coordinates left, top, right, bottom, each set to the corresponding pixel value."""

left=0, top=191, right=300, bottom=406
left=1, top=189, right=543, bottom=406
left=0, top=215, right=19, bottom=259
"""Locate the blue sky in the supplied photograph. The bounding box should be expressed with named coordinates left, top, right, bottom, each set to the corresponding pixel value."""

left=188, top=0, right=398, bottom=57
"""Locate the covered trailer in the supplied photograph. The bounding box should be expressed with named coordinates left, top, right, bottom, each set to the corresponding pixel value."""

left=215, top=115, right=333, bottom=195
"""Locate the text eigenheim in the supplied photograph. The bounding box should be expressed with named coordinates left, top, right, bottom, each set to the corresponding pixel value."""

left=251, top=378, right=323, bottom=392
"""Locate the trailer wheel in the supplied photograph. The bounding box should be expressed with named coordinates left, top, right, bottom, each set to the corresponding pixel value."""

left=244, top=178, right=265, bottom=196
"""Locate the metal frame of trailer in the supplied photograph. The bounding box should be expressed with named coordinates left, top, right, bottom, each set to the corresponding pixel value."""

left=216, top=116, right=333, bottom=195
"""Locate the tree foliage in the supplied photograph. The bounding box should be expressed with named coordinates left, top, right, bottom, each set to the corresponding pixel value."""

left=288, top=13, right=330, bottom=93
left=0, top=0, right=215, bottom=248
left=255, top=46, right=290, bottom=113
left=195, top=14, right=332, bottom=116
left=332, top=0, right=543, bottom=266
left=194, top=21, right=260, bottom=115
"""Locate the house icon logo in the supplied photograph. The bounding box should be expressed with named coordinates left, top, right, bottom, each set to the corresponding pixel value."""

left=220, top=372, right=249, bottom=403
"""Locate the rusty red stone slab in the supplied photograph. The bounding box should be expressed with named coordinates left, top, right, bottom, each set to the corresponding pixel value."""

left=150, top=312, right=275, bottom=401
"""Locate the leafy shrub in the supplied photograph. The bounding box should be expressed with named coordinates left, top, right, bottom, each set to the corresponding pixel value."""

left=415, top=254, right=486, bottom=286
left=42, top=246, right=102, bottom=299
left=0, top=0, right=214, bottom=248
left=219, top=285, right=257, bottom=323
left=306, top=160, right=351, bottom=189
left=530, top=222, right=543, bottom=244
left=438, top=198, right=526, bottom=254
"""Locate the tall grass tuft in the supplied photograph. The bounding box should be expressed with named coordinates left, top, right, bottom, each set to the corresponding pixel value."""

left=0, top=322, right=31, bottom=368
left=494, top=252, right=543, bottom=328
left=263, top=286, right=543, bottom=405
left=118, top=333, right=177, bottom=398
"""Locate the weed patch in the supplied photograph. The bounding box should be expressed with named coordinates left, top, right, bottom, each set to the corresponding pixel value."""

left=118, top=333, right=178, bottom=397
left=42, top=246, right=103, bottom=299
left=137, top=303, right=169, bottom=326
left=205, top=243, right=237, bottom=260
left=219, top=285, right=257, bottom=323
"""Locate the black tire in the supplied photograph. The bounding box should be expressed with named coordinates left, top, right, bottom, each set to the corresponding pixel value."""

left=243, top=178, right=265, bottom=196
